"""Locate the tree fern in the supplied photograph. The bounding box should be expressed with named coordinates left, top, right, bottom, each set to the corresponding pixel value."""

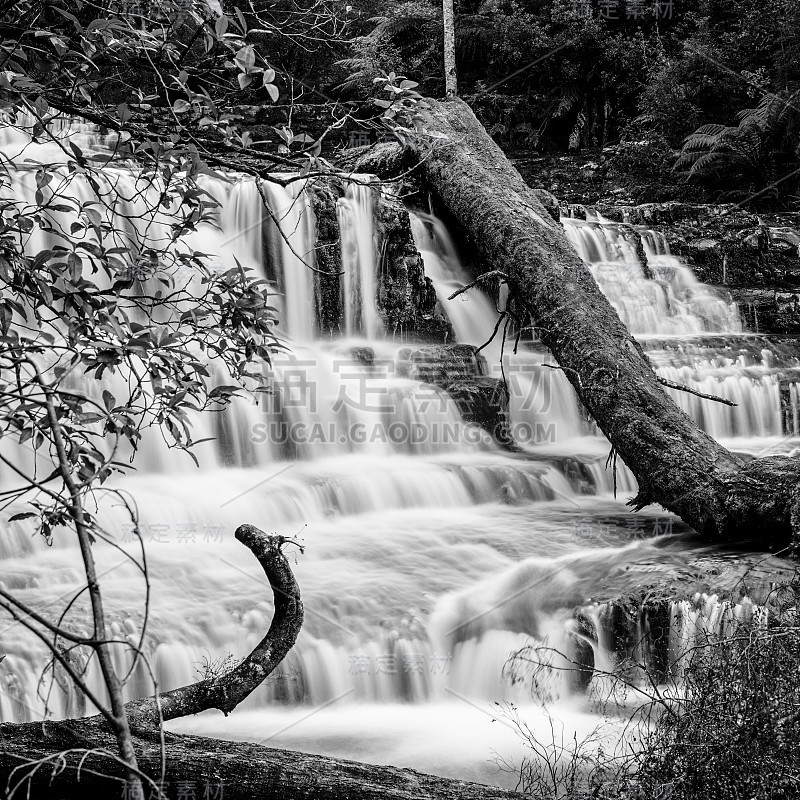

left=675, top=88, right=800, bottom=200
left=334, top=2, right=437, bottom=94
left=553, top=89, right=581, bottom=119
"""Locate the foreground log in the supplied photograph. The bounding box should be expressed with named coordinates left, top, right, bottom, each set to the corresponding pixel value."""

left=0, top=722, right=519, bottom=800
left=353, top=98, right=800, bottom=548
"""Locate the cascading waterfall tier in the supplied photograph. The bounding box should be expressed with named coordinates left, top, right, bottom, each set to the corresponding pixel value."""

left=338, top=182, right=383, bottom=338
left=562, top=212, right=800, bottom=442
left=562, top=212, right=743, bottom=336
left=410, top=211, right=587, bottom=442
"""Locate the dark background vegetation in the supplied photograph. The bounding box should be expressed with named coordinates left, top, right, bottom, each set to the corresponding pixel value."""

left=252, top=0, right=800, bottom=207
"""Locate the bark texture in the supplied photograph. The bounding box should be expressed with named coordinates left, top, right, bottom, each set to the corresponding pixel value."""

left=0, top=722, right=519, bottom=800
left=442, top=0, right=457, bottom=96
left=354, top=98, right=800, bottom=548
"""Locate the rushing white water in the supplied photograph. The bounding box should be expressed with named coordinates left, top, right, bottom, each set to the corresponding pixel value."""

left=0, top=114, right=798, bottom=787
left=561, top=215, right=800, bottom=442
left=563, top=215, right=743, bottom=336
left=410, top=211, right=503, bottom=351
left=410, top=211, right=588, bottom=443
left=338, top=183, right=382, bottom=338
left=263, top=182, right=317, bottom=340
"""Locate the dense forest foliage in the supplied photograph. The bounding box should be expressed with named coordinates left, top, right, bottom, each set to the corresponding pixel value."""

left=23, top=0, right=797, bottom=204
left=259, top=0, right=800, bottom=206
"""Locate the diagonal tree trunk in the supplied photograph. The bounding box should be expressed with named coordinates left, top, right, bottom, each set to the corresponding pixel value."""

left=353, top=98, right=800, bottom=549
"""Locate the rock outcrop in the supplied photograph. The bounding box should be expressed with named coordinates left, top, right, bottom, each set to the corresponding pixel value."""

left=377, top=202, right=452, bottom=341
left=398, top=343, right=512, bottom=445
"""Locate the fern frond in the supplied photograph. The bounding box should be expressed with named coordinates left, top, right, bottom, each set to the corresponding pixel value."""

left=674, top=150, right=703, bottom=169
left=334, top=57, right=365, bottom=71
left=687, top=151, right=727, bottom=177
left=682, top=123, right=727, bottom=141
left=568, top=112, right=585, bottom=151
left=554, top=89, right=581, bottom=119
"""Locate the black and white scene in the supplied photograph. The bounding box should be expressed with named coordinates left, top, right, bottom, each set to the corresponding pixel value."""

left=0, top=0, right=798, bottom=797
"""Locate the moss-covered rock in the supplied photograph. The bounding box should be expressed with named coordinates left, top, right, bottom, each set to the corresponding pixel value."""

left=446, top=376, right=513, bottom=446
left=397, top=344, right=512, bottom=445
left=309, top=182, right=344, bottom=336
left=401, top=343, right=487, bottom=384
left=729, top=288, right=800, bottom=334
left=305, top=181, right=457, bottom=342
left=377, top=200, right=452, bottom=342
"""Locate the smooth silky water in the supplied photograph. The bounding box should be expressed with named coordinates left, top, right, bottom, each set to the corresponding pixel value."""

left=0, top=120, right=797, bottom=788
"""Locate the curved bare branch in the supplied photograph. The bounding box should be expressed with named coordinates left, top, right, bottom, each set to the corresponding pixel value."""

left=125, top=525, right=304, bottom=728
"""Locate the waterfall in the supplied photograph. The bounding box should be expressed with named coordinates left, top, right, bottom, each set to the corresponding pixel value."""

left=409, top=211, right=503, bottom=353
left=1, top=115, right=798, bottom=787
left=338, top=183, right=382, bottom=338
left=410, top=210, right=587, bottom=442
left=561, top=216, right=800, bottom=441
left=263, top=181, right=317, bottom=340
left=562, top=216, right=743, bottom=336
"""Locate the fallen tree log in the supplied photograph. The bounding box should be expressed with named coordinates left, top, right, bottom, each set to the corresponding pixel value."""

left=353, top=98, right=800, bottom=548
left=0, top=722, right=519, bottom=800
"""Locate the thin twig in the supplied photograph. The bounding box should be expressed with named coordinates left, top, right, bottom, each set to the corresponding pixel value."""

left=657, top=376, right=738, bottom=407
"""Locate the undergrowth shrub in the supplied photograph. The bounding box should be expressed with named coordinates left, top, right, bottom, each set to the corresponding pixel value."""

left=499, top=575, right=800, bottom=799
